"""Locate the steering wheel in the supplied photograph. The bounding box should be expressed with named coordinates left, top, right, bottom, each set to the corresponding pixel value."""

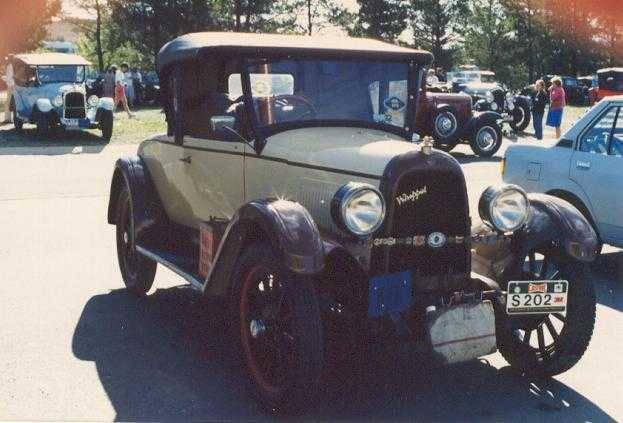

left=270, top=94, right=317, bottom=121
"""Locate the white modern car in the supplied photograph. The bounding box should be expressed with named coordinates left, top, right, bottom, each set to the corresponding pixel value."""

left=503, top=96, right=623, bottom=249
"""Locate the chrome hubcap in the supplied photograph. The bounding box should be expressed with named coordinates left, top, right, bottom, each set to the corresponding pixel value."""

left=476, top=126, right=497, bottom=151
left=250, top=319, right=267, bottom=339
left=435, top=113, right=456, bottom=137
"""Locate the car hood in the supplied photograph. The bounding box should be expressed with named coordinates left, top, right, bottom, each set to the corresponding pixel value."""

left=463, top=82, right=502, bottom=95
left=263, top=127, right=421, bottom=178
left=36, top=83, right=86, bottom=101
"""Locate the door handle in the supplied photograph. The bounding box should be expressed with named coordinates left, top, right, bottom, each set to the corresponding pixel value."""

left=576, top=160, right=590, bottom=169
left=179, top=156, right=192, bottom=164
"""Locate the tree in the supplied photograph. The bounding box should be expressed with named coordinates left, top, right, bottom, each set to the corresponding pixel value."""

left=411, top=0, right=469, bottom=69
left=349, top=0, right=410, bottom=42
left=74, top=0, right=106, bottom=71
left=0, top=0, right=62, bottom=60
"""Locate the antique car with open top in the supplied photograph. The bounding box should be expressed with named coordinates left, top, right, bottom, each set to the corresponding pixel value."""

left=107, top=32, right=598, bottom=413
left=7, top=53, right=114, bottom=139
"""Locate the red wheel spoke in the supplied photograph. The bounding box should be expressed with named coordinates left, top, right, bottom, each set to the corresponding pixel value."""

left=522, top=329, right=532, bottom=345
left=552, top=313, right=566, bottom=323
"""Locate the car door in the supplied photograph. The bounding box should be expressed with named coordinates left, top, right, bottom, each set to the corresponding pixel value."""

left=569, top=105, right=623, bottom=244
left=179, top=136, right=245, bottom=224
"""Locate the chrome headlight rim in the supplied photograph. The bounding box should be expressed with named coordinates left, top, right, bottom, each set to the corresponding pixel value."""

left=331, top=182, right=385, bottom=237
left=52, top=95, right=63, bottom=108
left=485, top=90, right=494, bottom=103
left=88, top=95, right=99, bottom=107
left=478, top=184, right=530, bottom=233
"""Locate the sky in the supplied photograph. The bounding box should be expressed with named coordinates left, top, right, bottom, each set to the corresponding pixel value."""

left=62, top=0, right=358, bottom=19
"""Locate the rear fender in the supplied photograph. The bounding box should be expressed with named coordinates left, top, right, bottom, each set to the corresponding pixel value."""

left=107, top=156, right=165, bottom=242
left=467, top=111, right=502, bottom=133
left=205, top=199, right=324, bottom=297
left=472, top=193, right=599, bottom=282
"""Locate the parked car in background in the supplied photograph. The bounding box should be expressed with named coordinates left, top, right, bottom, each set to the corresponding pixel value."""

left=452, top=69, right=531, bottom=133
left=503, top=96, right=623, bottom=250
left=418, top=82, right=503, bottom=156
left=107, top=32, right=598, bottom=414
left=85, top=70, right=105, bottom=98
left=578, top=75, right=598, bottom=105
left=136, top=71, right=161, bottom=105
left=594, top=68, right=623, bottom=102
left=7, top=53, right=114, bottom=139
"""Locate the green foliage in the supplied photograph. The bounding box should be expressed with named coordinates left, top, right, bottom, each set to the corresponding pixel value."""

left=350, top=0, right=410, bottom=41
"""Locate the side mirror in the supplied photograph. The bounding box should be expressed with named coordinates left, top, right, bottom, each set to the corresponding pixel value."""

left=210, top=115, right=236, bottom=133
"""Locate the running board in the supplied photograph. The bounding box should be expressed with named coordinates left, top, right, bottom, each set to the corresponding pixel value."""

left=135, top=244, right=205, bottom=291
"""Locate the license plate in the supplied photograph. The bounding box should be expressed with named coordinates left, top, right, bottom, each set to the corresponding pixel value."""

left=368, top=270, right=412, bottom=317
left=66, top=119, right=79, bottom=127
left=506, top=280, right=568, bottom=315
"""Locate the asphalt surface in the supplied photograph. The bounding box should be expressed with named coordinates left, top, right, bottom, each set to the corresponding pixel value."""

left=0, top=135, right=621, bottom=421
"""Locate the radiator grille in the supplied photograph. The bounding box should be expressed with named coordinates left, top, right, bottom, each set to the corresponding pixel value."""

left=371, top=168, right=470, bottom=281
left=64, top=92, right=86, bottom=118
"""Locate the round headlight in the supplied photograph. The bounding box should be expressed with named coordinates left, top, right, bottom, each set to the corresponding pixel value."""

left=332, top=182, right=385, bottom=236
left=52, top=95, right=63, bottom=107
left=485, top=90, right=494, bottom=103
left=478, top=185, right=529, bottom=233
left=491, top=102, right=498, bottom=111
left=88, top=95, right=99, bottom=107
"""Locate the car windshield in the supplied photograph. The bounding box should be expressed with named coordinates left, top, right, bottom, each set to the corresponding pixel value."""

left=481, top=74, right=496, bottom=83
left=37, top=65, right=86, bottom=84
left=242, top=58, right=411, bottom=130
left=599, top=72, right=623, bottom=91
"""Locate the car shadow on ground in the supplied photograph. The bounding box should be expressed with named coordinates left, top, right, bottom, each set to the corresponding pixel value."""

left=592, top=249, right=623, bottom=312
left=451, top=151, right=504, bottom=164
left=72, top=285, right=616, bottom=421
left=0, top=124, right=107, bottom=155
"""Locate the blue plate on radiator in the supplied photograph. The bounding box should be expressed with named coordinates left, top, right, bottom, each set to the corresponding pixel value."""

left=368, top=270, right=413, bottom=317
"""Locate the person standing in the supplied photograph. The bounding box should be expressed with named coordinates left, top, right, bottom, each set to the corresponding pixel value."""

left=546, top=76, right=566, bottom=138
left=3, top=61, right=14, bottom=123
left=532, top=79, right=548, bottom=140
left=121, top=63, right=135, bottom=107
left=426, top=68, right=439, bottom=85
left=103, top=67, right=115, bottom=99
left=113, top=64, right=133, bottom=118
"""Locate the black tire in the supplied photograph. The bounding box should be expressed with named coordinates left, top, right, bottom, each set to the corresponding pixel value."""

left=36, top=112, right=48, bottom=137
left=509, top=99, right=531, bottom=132
left=100, top=110, right=113, bottom=140
left=497, top=249, right=596, bottom=377
left=115, top=186, right=156, bottom=296
left=469, top=121, right=503, bottom=157
left=230, top=242, right=323, bottom=414
left=10, top=98, right=23, bottom=132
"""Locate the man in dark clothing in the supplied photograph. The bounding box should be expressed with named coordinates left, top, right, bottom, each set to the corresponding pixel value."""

left=532, top=79, right=548, bottom=140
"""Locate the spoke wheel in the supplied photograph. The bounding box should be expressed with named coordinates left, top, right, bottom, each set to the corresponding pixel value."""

left=470, top=122, right=502, bottom=157
left=497, top=248, right=596, bottom=377
left=232, top=242, right=323, bottom=414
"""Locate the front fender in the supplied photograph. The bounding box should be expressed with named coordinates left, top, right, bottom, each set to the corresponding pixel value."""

left=107, top=156, right=164, bottom=242
left=472, top=193, right=599, bottom=282
left=205, top=199, right=324, bottom=297
left=466, top=110, right=502, bottom=133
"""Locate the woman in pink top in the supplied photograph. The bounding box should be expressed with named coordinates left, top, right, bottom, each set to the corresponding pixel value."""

left=546, top=76, right=566, bottom=138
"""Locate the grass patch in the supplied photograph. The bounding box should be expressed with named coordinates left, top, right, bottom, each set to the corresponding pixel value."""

left=0, top=106, right=166, bottom=148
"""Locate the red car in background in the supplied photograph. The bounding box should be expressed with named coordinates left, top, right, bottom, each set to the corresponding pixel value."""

left=592, top=68, right=623, bottom=101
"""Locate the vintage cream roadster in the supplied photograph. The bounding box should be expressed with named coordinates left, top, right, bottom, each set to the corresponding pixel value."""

left=107, top=32, right=598, bottom=413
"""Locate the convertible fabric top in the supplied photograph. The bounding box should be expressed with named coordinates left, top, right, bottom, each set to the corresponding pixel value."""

left=156, top=32, right=433, bottom=72
left=11, top=53, right=91, bottom=66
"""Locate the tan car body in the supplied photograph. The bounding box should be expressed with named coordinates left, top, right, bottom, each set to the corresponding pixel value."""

left=139, top=127, right=417, bottom=232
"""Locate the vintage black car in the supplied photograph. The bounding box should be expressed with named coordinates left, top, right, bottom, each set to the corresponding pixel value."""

left=452, top=71, right=531, bottom=132
left=136, top=71, right=161, bottom=105
left=107, top=32, right=598, bottom=413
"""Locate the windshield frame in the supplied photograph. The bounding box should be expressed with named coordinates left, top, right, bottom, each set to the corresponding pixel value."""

left=240, top=55, right=421, bottom=149
left=36, top=64, right=86, bottom=84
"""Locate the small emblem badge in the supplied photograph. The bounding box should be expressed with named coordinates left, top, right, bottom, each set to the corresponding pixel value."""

left=384, top=96, right=406, bottom=111
left=427, top=232, right=447, bottom=248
